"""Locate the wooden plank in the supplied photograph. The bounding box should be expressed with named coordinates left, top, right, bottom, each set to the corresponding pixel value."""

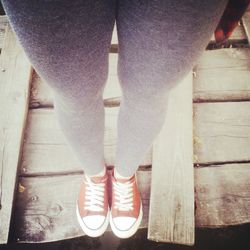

left=148, top=72, right=194, bottom=245
left=228, top=22, right=247, bottom=41
left=242, top=9, right=250, bottom=42
left=13, top=163, right=250, bottom=243
left=14, top=170, right=151, bottom=243
left=195, top=48, right=250, bottom=70
left=111, top=23, right=118, bottom=45
left=20, top=107, right=152, bottom=175
left=22, top=100, right=250, bottom=174
left=194, top=102, right=250, bottom=164
left=31, top=48, right=250, bottom=108
left=0, top=16, right=8, bottom=29
left=0, top=24, right=32, bottom=243
left=193, top=48, right=250, bottom=102
left=195, top=163, right=250, bottom=227
left=0, top=16, right=8, bottom=51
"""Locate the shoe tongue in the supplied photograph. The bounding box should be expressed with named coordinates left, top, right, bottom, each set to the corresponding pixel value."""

left=86, top=172, right=106, bottom=184
left=90, top=176, right=101, bottom=183
left=90, top=175, right=106, bottom=184
left=114, top=173, right=134, bottom=184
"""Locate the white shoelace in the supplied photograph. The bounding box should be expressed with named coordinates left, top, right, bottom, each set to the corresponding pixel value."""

left=84, top=176, right=105, bottom=212
left=114, top=180, right=134, bottom=211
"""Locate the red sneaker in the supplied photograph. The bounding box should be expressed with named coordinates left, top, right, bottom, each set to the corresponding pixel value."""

left=110, top=169, right=143, bottom=238
left=76, top=168, right=109, bottom=237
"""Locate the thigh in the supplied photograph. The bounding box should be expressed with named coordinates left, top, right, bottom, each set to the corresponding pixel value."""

left=116, top=0, right=229, bottom=95
left=2, top=0, right=116, bottom=94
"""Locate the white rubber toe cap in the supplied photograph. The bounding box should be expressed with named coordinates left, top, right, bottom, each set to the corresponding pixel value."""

left=82, top=215, right=106, bottom=230
left=112, top=217, right=136, bottom=231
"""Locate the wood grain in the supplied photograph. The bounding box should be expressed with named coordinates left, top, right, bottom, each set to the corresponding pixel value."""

left=193, top=48, right=250, bottom=102
left=20, top=107, right=152, bottom=175
left=14, top=170, right=151, bottom=243
left=195, top=163, right=250, bottom=227
left=13, top=164, right=250, bottom=243
left=194, top=102, right=250, bottom=164
left=0, top=24, right=32, bottom=243
left=0, top=16, right=8, bottom=29
left=0, top=16, right=8, bottom=50
left=242, top=8, right=250, bottom=42
left=5, top=10, right=250, bottom=244
left=148, top=72, right=194, bottom=245
left=21, top=99, right=250, bottom=175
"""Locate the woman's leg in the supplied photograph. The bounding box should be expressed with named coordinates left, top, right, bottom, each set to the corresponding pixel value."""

left=115, top=0, right=229, bottom=177
left=2, top=0, right=116, bottom=176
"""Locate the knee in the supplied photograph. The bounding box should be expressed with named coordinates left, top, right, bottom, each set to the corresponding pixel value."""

left=43, top=59, right=109, bottom=101
left=118, top=60, right=192, bottom=104
left=118, top=70, right=171, bottom=105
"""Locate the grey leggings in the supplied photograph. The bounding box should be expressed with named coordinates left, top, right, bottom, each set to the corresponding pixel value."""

left=2, top=0, right=228, bottom=177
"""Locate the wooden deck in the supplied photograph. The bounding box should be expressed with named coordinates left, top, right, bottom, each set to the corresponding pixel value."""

left=0, top=8, right=250, bottom=244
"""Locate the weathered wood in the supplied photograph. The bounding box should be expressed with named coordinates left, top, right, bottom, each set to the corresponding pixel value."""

left=14, top=164, right=250, bottom=243
left=148, top=72, right=194, bottom=245
left=21, top=107, right=152, bottom=175
left=0, top=24, right=32, bottom=243
left=194, top=102, right=250, bottom=164
left=0, top=16, right=8, bottom=29
left=195, top=48, right=250, bottom=69
left=31, top=48, right=250, bottom=108
left=21, top=100, right=250, bottom=174
left=0, top=16, right=8, bottom=51
left=7, top=11, right=250, bottom=245
left=193, top=48, right=250, bottom=102
left=111, top=23, right=117, bottom=45
left=242, top=9, right=250, bottom=42
left=195, top=163, right=250, bottom=227
left=14, top=170, right=151, bottom=243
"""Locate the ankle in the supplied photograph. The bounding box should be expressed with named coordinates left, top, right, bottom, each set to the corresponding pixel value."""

left=114, top=168, right=133, bottom=180
left=87, top=166, right=106, bottom=178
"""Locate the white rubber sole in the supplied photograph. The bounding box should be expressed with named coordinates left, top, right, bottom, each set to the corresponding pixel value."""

left=109, top=202, right=143, bottom=239
left=76, top=202, right=110, bottom=237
